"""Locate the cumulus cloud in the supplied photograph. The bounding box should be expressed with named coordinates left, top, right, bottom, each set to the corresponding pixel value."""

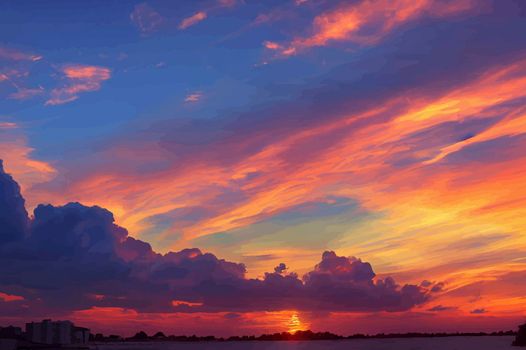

left=0, top=162, right=433, bottom=316
left=46, top=65, right=111, bottom=106
left=274, top=263, right=288, bottom=274
left=0, top=160, right=29, bottom=244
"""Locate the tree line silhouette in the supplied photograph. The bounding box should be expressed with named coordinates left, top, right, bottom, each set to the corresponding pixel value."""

left=89, top=329, right=517, bottom=343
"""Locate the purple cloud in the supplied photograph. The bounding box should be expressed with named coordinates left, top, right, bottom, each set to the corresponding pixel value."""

left=470, top=308, right=488, bottom=314
left=427, top=305, right=456, bottom=312
left=0, top=162, right=434, bottom=316
left=0, top=160, right=29, bottom=244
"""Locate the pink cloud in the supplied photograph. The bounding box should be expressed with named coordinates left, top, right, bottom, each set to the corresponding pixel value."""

left=63, top=65, right=111, bottom=80
left=8, top=87, right=45, bottom=100
left=217, top=0, right=237, bottom=7
left=130, top=3, right=163, bottom=35
left=263, top=41, right=281, bottom=50
left=184, top=92, right=203, bottom=102
left=179, top=11, right=208, bottom=30
left=0, top=127, right=56, bottom=199
left=0, top=47, right=42, bottom=61
left=267, top=0, right=480, bottom=57
left=0, top=122, right=17, bottom=129
left=45, top=65, right=111, bottom=106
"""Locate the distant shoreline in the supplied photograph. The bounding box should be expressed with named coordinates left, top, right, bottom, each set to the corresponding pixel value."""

left=91, top=330, right=517, bottom=343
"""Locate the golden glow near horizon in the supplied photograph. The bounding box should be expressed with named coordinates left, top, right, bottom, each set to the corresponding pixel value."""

left=287, top=312, right=307, bottom=333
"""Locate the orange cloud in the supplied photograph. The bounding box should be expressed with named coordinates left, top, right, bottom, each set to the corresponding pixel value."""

left=28, top=57, right=526, bottom=309
left=268, top=0, right=480, bottom=56
left=44, top=53, right=526, bottom=241
left=263, top=41, right=281, bottom=50
left=70, top=307, right=301, bottom=336
left=46, top=65, right=111, bottom=106
left=0, top=128, right=55, bottom=209
left=179, top=11, right=208, bottom=30
left=68, top=306, right=524, bottom=336
left=0, top=291, right=24, bottom=302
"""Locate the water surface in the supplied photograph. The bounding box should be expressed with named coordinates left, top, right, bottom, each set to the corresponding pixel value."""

left=93, top=336, right=515, bottom=349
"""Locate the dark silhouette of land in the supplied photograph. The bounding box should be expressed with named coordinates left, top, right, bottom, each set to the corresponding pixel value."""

left=2, top=322, right=522, bottom=347
left=513, top=323, right=526, bottom=346
left=89, top=329, right=517, bottom=343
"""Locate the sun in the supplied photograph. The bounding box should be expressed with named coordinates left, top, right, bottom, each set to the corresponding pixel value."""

left=287, top=312, right=307, bottom=333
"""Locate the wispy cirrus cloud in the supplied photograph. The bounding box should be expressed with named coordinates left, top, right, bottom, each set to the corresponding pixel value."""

left=217, top=0, right=237, bottom=7
left=179, top=0, right=239, bottom=30
left=0, top=47, right=42, bottom=62
left=35, top=46, right=526, bottom=285
left=8, top=87, right=45, bottom=100
left=0, top=122, right=17, bottom=129
left=179, top=11, right=208, bottom=30
left=45, top=65, right=111, bottom=106
left=266, top=0, right=481, bottom=56
left=129, top=1, right=236, bottom=34
left=0, top=47, right=44, bottom=102
left=184, top=91, right=203, bottom=103
left=252, top=7, right=293, bottom=26
left=0, top=292, right=24, bottom=302
left=0, top=125, right=56, bottom=195
left=130, top=3, right=164, bottom=35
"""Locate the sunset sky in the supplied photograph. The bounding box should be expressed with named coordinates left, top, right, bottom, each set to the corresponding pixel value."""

left=1, top=0, right=526, bottom=337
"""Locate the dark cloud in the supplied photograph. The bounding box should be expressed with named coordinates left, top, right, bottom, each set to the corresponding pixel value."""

left=0, top=160, right=29, bottom=244
left=470, top=308, right=487, bottom=314
left=427, top=305, right=456, bottom=312
left=274, top=263, right=287, bottom=274
left=0, top=163, right=434, bottom=316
